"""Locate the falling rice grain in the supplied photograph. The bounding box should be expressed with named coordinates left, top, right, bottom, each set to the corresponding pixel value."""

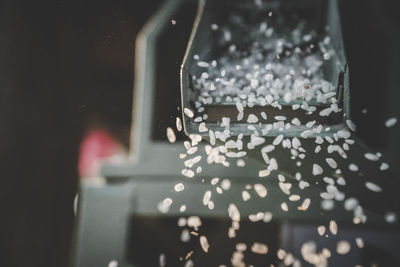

left=336, top=241, right=351, bottom=255
left=221, top=179, right=231, bottom=190
left=346, top=120, right=356, bottom=131
left=258, top=169, right=270, bottom=178
left=385, top=212, right=397, bottom=223
left=159, top=254, right=166, bottom=267
left=197, top=61, right=209, bottom=68
left=199, top=122, right=208, bottom=132
left=325, top=158, right=337, bottom=169
left=242, top=191, right=251, bottom=201
left=312, top=164, right=323, bottom=176
left=329, top=220, right=338, bottom=235
left=273, top=134, right=284, bottom=146
left=380, top=162, right=389, bottom=171
left=364, top=153, right=379, bottom=161
left=348, top=163, right=359, bottom=172
left=281, top=202, right=288, bottom=211
left=228, top=204, right=241, bottom=222
left=365, top=181, right=382, bottom=193
left=187, top=216, right=202, bottom=228
left=174, top=183, right=184, bottom=192
left=176, top=117, right=182, bottom=131
left=166, top=127, right=176, bottom=143
left=254, top=184, right=267, bottom=198
left=317, top=225, right=326, bottom=236
left=262, top=145, right=275, bottom=153
left=385, top=117, right=397, bottom=128
left=298, top=198, right=311, bottom=211
left=251, top=242, right=268, bottom=255
left=158, top=198, right=173, bottom=214
left=354, top=238, right=364, bottom=251
left=211, top=177, right=219, bottom=185
left=203, top=190, right=212, bottom=206
left=277, top=249, right=286, bottom=260
left=247, top=114, right=259, bottom=123
left=200, top=236, right=210, bottom=253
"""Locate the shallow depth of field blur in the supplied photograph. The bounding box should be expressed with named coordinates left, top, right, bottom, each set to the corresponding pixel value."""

left=0, top=0, right=399, bottom=267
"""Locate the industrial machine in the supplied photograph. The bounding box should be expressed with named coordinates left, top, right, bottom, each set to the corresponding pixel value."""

left=73, top=1, right=400, bottom=266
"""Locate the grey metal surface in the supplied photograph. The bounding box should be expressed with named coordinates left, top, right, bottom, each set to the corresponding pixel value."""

left=73, top=183, right=135, bottom=267
left=180, top=0, right=350, bottom=137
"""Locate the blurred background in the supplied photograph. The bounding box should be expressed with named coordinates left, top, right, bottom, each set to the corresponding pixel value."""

left=0, top=0, right=398, bottom=266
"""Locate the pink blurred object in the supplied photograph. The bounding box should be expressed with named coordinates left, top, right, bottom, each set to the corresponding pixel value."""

left=78, top=129, right=123, bottom=178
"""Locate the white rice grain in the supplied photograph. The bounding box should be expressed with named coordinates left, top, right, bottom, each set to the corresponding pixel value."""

left=348, top=163, right=359, bottom=172
left=380, top=162, right=389, bottom=171
left=329, top=220, right=338, bottom=235
left=176, top=117, right=182, bottom=131
left=174, top=183, right=184, bottom=192
left=166, top=127, right=176, bottom=143
left=355, top=237, right=364, bottom=248
left=258, top=169, right=270, bottom=178
left=273, top=134, right=284, bottom=146
left=203, top=190, right=212, bottom=206
left=247, top=114, right=259, bottom=123
left=336, top=241, right=351, bottom=255
left=317, top=225, right=326, bottom=236
left=325, top=158, right=337, bottom=169
left=211, top=177, right=219, bottom=185
left=159, top=254, right=166, bottom=267
left=200, top=236, right=210, bottom=252
left=197, top=61, right=209, bottom=68
left=364, top=153, right=379, bottom=161
left=254, top=184, right=267, bottom=198
left=346, top=119, right=356, bottom=131
left=281, top=202, right=288, bottom=211
left=312, top=164, right=323, bottom=176
left=365, top=181, right=382, bottom=192
left=242, top=191, right=251, bottom=201
left=251, top=242, right=268, bottom=255
left=385, top=117, right=397, bottom=128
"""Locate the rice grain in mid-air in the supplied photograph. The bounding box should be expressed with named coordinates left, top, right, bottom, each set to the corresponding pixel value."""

left=166, top=127, right=176, bottom=143
left=258, top=169, right=270, bottom=178
left=329, top=220, right=338, bottom=235
left=385, top=117, right=397, bottom=128
left=312, top=164, right=323, bottom=176
left=317, top=225, right=326, bottom=236
left=380, top=162, right=389, bottom=171
left=184, top=108, right=194, bottom=118
left=325, top=158, right=337, bottom=169
left=365, top=181, right=382, bottom=193
left=364, top=153, right=379, bottom=161
left=200, top=236, right=210, bottom=253
left=203, top=190, right=212, bottom=206
left=254, top=184, right=267, bottom=198
left=355, top=237, right=364, bottom=248
left=348, top=163, right=359, bottom=172
left=176, top=117, right=182, bottom=132
left=251, top=242, right=268, bottom=254
left=174, top=183, right=184, bottom=192
left=336, top=240, right=351, bottom=255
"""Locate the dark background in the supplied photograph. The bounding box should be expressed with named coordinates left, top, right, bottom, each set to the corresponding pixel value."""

left=0, top=1, right=399, bottom=267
